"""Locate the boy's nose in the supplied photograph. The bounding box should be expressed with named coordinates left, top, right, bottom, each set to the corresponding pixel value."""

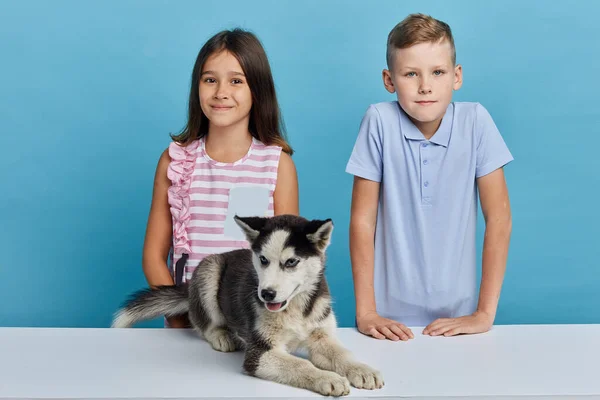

left=418, top=77, right=432, bottom=94
left=419, top=84, right=432, bottom=94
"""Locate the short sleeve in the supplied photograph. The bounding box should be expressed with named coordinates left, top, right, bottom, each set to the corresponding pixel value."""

left=345, top=105, right=384, bottom=182
left=475, top=103, right=514, bottom=178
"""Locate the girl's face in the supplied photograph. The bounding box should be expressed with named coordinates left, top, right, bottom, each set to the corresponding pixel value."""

left=199, top=50, right=253, bottom=132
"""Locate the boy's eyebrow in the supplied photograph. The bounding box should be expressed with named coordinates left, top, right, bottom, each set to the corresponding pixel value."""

left=400, top=65, right=449, bottom=70
left=200, top=70, right=245, bottom=76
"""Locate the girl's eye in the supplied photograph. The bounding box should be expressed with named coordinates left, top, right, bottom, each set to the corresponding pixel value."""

left=232, top=79, right=243, bottom=84
left=204, top=78, right=216, bottom=83
left=259, top=256, right=269, bottom=266
left=285, top=258, right=299, bottom=268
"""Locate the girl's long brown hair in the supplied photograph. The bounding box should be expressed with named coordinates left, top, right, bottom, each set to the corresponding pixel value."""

left=171, top=28, right=293, bottom=155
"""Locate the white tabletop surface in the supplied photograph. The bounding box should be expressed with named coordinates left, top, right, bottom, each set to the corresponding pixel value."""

left=1, top=324, right=599, bottom=399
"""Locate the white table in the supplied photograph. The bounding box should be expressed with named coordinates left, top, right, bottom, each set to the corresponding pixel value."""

left=1, top=325, right=599, bottom=399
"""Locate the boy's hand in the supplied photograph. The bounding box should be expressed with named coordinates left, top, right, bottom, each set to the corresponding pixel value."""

left=422, top=310, right=494, bottom=337
left=357, top=312, right=414, bottom=341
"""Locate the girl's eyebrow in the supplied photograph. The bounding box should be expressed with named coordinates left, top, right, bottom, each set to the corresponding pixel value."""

left=201, top=70, right=245, bottom=76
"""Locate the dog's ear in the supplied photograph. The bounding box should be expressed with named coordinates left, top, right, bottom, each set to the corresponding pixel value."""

left=234, top=215, right=267, bottom=242
left=305, top=219, right=334, bottom=251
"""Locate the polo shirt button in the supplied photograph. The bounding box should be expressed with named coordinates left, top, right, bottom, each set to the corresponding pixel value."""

left=423, top=159, right=428, bottom=165
left=422, top=143, right=428, bottom=148
left=424, top=181, right=429, bottom=187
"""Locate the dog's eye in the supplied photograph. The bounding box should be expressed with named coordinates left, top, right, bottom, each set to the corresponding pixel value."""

left=285, top=258, right=299, bottom=268
left=259, top=255, right=269, bottom=266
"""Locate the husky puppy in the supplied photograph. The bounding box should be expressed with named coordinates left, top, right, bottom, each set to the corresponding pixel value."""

left=112, top=214, right=384, bottom=396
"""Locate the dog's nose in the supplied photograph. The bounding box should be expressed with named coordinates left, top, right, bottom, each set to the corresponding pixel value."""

left=261, top=288, right=276, bottom=302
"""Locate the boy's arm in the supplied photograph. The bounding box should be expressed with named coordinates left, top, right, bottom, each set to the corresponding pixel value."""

left=349, top=177, right=379, bottom=317
left=423, top=167, right=511, bottom=336
left=475, top=167, right=512, bottom=317
left=350, top=176, right=414, bottom=341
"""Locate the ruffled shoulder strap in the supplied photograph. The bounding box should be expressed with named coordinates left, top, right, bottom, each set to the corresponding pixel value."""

left=166, top=139, right=200, bottom=258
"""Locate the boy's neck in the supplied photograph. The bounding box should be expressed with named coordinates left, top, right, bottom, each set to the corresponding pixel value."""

left=409, top=115, right=443, bottom=140
left=205, top=122, right=253, bottom=163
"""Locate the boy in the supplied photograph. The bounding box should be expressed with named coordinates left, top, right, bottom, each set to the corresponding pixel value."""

left=346, top=14, right=513, bottom=340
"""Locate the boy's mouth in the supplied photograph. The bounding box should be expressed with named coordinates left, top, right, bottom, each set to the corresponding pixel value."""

left=416, top=101, right=436, bottom=105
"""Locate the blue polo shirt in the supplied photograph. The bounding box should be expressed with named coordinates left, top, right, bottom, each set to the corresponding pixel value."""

left=346, top=101, right=513, bottom=326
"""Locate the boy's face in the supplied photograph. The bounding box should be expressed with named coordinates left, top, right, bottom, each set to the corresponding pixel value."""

left=383, top=39, right=462, bottom=138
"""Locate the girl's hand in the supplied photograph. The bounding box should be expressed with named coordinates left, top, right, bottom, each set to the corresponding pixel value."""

left=423, top=310, right=494, bottom=337
left=167, top=315, right=190, bottom=329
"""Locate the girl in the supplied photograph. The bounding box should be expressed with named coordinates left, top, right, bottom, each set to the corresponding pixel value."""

left=142, top=28, right=299, bottom=328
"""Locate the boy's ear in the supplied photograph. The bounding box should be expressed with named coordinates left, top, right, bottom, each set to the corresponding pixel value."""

left=453, top=64, right=463, bottom=90
left=234, top=216, right=266, bottom=242
left=305, top=219, right=334, bottom=252
left=382, top=69, right=396, bottom=94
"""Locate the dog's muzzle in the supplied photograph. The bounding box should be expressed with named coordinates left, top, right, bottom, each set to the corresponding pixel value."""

left=260, top=285, right=301, bottom=312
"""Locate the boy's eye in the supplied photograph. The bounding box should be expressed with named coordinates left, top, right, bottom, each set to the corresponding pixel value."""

left=433, top=70, right=445, bottom=76
left=259, top=255, right=269, bottom=266
left=406, top=72, right=416, bottom=77
left=284, top=258, right=299, bottom=268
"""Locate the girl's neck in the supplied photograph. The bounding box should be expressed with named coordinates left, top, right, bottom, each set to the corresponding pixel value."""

left=205, top=122, right=253, bottom=163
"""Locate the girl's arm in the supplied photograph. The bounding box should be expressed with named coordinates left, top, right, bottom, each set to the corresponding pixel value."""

left=273, top=152, right=299, bottom=215
left=141, top=149, right=188, bottom=328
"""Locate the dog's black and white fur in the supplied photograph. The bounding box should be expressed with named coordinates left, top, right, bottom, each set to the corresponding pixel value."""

left=112, top=214, right=384, bottom=396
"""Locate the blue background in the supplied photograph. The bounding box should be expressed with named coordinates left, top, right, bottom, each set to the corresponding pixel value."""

left=1, top=0, right=598, bottom=328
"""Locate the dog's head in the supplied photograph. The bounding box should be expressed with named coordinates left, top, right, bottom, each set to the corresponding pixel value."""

left=234, top=214, right=333, bottom=313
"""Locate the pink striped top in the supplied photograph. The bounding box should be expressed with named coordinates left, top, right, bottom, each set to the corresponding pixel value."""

left=166, top=136, right=282, bottom=285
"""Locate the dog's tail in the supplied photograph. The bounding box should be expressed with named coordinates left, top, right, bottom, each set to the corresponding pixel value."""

left=111, top=285, right=189, bottom=328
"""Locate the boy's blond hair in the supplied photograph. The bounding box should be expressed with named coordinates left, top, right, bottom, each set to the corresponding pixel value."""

left=386, top=13, right=456, bottom=68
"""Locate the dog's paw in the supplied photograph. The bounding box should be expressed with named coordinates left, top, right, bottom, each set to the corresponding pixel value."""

left=206, top=328, right=237, bottom=352
left=311, top=371, right=350, bottom=397
left=342, top=362, right=384, bottom=390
